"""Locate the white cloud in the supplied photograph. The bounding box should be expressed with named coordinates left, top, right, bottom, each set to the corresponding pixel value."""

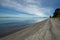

left=0, top=0, right=51, bottom=17
left=0, top=13, right=37, bottom=17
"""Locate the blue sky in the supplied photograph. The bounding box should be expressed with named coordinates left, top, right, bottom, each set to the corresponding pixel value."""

left=0, top=0, right=60, bottom=17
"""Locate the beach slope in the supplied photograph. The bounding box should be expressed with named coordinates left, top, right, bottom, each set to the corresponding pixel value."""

left=0, top=18, right=60, bottom=40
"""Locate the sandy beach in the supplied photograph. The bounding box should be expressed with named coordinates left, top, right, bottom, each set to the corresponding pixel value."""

left=0, top=18, right=60, bottom=40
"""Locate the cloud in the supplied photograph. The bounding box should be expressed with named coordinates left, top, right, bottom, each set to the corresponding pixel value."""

left=0, top=13, right=37, bottom=17
left=0, top=0, right=52, bottom=17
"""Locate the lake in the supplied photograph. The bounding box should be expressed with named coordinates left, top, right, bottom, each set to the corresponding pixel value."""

left=0, top=17, right=47, bottom=37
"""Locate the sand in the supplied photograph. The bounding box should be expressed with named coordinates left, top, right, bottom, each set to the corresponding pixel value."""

left=0, top=18, right=60, bottom=40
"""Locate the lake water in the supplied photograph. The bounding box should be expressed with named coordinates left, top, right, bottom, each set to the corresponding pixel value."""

left=0, top=17, right=47, bottom=37
left=0, top=17, right=46, bottom=28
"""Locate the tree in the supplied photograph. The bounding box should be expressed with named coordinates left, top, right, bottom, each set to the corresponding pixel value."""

left=50, top=16, right=51, bottom=18
left=53, top=8, right=60, bottom=17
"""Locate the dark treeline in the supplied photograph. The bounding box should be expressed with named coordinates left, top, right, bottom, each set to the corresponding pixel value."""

left=53, top=8, right=60, bottom=18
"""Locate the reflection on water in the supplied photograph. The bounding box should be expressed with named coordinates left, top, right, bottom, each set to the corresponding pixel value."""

left=0, top=17, right=47, bottom=37
left=0, top=17, right=47, bottom=28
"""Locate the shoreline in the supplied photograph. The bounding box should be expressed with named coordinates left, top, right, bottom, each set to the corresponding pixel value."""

left=1, top=18, right=60, bottom=40
left=0, top=19, right=47, bottom=38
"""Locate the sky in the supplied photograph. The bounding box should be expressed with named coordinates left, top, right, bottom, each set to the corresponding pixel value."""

left=0, top=0, right=60, bottom=17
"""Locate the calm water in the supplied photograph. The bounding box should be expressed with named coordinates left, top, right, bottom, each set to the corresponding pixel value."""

left=0, top=17, right=47, bottom=37
left=0, top=17, right=46, bottom=28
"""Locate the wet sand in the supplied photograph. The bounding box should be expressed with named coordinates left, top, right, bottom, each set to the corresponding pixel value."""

left=0, top=18, right=60, bottom=40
